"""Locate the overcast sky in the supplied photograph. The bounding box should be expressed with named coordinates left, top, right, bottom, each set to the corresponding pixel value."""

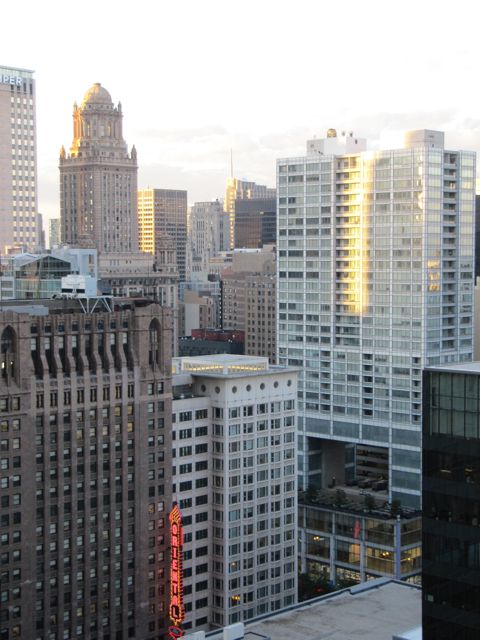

left=4, top=0, right=480, bottom=224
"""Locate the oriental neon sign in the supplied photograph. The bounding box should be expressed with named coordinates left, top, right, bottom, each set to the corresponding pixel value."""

left=169, top=503, right=185, bottom=639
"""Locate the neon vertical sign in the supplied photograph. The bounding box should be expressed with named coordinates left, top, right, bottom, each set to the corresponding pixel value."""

left=169, top=503, right=185, bottom=639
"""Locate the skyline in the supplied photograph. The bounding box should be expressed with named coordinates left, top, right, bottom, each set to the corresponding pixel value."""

left=4, top=0, right=480, bottom=224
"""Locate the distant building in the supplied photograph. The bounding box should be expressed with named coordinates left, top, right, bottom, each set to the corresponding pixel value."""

left=171, top=354, right=298, bottom=629
left=224, top=178, right=275, bottom=248
left=0, top=248, right=97, bottom=300
left=234, top=197, right=276, bottom=248
left=423, top=363, right=480, bottom=639
left=178, top=329, right=244, bottom=357
left=0, top=66, right=39, bottom=253
left=138, top=188, right=188, bottom=281
left=59, top=83, right=138, bottom=253
left=221, top=248, right=276, bottom=362
left=49, top=218, right=60, bottom=248
left=36, top=213, right=45, bottom=251
left=179, top=289, right=218, bottom=336
left=188, top=200, right=230, bottom=276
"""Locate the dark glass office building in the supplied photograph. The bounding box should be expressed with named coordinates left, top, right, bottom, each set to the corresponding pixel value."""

left=423, top=364, right=480, bottom=639
left=234, top=197, right=276, bottom=248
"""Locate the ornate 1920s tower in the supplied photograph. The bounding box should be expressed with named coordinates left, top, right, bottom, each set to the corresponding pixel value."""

left=59, top=83, right=138, bottom=253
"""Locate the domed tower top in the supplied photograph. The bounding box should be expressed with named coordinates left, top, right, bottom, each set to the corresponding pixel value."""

left=67, top=82, right=128, bottom=156
left=81, top=82, right=113, bottom=107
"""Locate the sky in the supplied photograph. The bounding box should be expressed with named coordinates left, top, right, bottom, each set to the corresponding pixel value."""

left=3, top=0, right=480, bottom=225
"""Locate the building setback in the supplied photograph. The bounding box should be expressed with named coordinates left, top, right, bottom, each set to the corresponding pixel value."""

left=423, top=363, right=480, bottom=639
left=59, top=83, right=138, bottom=254
left=277, top=129, right=475, bottom=509
left=0, top=66, right=39, bottom=253
left=0, top=299, right=172, bottom=640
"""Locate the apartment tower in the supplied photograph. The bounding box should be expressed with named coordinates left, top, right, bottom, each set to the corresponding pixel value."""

left=277, top=129, right=475, bottom=509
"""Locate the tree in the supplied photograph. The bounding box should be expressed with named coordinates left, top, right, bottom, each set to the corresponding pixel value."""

left=364, top=493, right=376, bottom=512
left=334, top=489, right=347, bottom=505
left=390, top=498, right=402, bottom=517
left=305, top=485, right=319, bottom=503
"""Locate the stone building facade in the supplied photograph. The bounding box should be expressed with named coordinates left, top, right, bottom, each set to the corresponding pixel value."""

left=0, top=299, right=172, bottom=640
left=59, top=83, right=138, bottom=254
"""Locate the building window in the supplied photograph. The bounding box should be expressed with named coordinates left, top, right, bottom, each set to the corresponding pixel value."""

left=1, top=326, right=16, bottom=381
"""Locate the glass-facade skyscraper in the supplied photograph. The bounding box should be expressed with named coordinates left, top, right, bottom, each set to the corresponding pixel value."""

left=277, top=129, right=475, bottom=508
left=423, top=364, right=480, bottom=638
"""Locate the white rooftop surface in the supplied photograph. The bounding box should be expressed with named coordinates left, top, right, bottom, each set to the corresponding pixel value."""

left=172, top=354, right=294, bottom=378
left=221, top=580, right=421, bottom=640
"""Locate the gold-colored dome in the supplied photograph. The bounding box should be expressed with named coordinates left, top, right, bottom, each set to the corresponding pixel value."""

left=82, top=83, right=112, bottom=106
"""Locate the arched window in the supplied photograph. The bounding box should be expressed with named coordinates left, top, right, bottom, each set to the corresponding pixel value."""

left=1, top=326, right=16, bottom=380
left=149, top=319, right=160, bottom=368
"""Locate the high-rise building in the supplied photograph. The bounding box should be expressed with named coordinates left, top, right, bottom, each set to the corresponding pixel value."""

left=0, top=66, right=39, bottom=253
left=224, top=178, right=275, bottom=249
left=277, top=129, right=475, bottom=509
left=0, top=298, right=173, bottom=640
left=138, top=188, right=188, bottom=281
left=171, top=354, right=298, bottom=630
left=422, top=363, right=480, bottom=639
left=59, top=83, right=138, bottom=253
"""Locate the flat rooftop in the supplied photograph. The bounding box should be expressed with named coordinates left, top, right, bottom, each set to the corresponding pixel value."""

left=172, top=354, right=297, bottom=378
left=203, top=579, right=421, bottom=640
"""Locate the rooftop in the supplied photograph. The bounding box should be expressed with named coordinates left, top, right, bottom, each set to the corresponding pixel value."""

left=201, top=579, right=421, bottom=640
left=172, top=354, right=297, bottom=378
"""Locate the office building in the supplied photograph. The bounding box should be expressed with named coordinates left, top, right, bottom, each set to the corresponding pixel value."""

left=0, top=298, right=173, bottom=640
left=138, top=188, right=188, bottom=281
left=224, top=179, right=275, bottom=249
left=59, top=83, right=138, bottom=253
left=171, top=354, right=298, bottom=630
left=277, top=129, right=475, bottom=509
left=0, top=66, right=39, bottom=253
left=234, top=197, right=276, bottom=249
left=423, top=363, right=480, bottom=638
